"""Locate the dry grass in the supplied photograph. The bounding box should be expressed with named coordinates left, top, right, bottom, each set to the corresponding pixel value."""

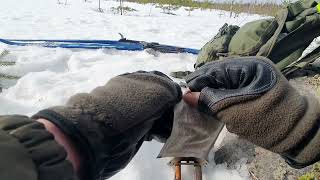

left=127, top=0, right=283, bottom=17
left=208, top=2, right=282, bottom=17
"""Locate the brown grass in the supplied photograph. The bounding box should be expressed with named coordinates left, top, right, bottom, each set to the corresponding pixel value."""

left=208, top=2, right=282, bottom=17
left=126, top=0, right=283, bottom=17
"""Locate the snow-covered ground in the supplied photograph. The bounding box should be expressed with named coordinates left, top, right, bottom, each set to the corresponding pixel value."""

left=0, top=0, right=264, bottom=179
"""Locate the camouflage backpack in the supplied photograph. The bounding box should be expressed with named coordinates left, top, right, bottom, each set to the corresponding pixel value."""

left=172, top=0, right=320, bottom=79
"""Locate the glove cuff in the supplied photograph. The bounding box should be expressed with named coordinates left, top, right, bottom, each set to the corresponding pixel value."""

left=278, top=96, right=320, bottom=168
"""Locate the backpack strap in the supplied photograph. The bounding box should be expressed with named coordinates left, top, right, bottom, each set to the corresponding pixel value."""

left=257, top=8, right=288, bottom=57
left=282, top=45, right=320, bottom=77
left=287, top=0, right=318, bottom=17
left=269, top=1, right=320, bottom=69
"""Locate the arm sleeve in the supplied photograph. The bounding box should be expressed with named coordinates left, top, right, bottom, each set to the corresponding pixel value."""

left=186, top=56, right=320, bottom=169
left=33, top=71, right=182, bottom=179
left=0, top=115, right=76, bottom=180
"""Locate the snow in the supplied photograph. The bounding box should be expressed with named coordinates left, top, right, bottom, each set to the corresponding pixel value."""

left=0, top=0, right=263, bottom=179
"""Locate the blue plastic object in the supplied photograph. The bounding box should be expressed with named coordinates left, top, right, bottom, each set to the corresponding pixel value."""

left=0, top=38, right=199, bottom=54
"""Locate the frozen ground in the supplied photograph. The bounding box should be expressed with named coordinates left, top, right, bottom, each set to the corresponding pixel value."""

left=0, top=0, right=264, bottom=179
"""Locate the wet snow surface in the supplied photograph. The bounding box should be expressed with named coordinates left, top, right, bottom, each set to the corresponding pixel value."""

left=0, top=0, right=264, bottom=179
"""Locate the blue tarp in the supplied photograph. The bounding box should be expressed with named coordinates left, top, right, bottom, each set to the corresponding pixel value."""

left=0, top=38, right=199, bottom=54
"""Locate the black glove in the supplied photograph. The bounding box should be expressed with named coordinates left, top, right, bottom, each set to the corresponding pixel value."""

left=33, top=71, right=182, bottom=180
left=185, top=56, right=320, bottom=169
left=186, top=56, right=276, bottom=115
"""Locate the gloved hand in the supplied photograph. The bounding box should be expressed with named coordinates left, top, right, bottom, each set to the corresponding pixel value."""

left=184, top=56, right=320, bottom=168
left=0, top=115, right=76, bottom=180
left=185, top=56, right=276, bottom=114
left=33, top=71, right=182, bottom=180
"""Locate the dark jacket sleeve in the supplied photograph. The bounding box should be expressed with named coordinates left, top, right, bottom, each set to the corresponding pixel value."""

left=0, top=115, right=76, bottom=180
left=33, top=71, right=182, bottom=180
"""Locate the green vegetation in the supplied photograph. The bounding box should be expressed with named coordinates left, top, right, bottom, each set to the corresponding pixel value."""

left=0, top=73, right=20, bottom=80
left=111, top=6, right=138, bottom=14
left=299, top=163, right=320, bottom=180
left=155, top=4, right=180, bottom=15
left=0, top=50, right=18, bottom=80
left=127, top=0, right=284, bottom=17
left=110, top=0, right=138, bottom=15
left=0, top=61, right=15, bottom=66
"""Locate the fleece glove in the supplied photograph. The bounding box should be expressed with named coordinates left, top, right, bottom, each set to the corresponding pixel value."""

left=186, top=56, right=320, bottom=168
left=33, top=71, right=182, bottom=180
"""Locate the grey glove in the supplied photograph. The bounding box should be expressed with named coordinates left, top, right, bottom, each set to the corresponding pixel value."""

left=33, top=71, right=182, bottom=180
left=185, top=56, right=320, bottom=168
